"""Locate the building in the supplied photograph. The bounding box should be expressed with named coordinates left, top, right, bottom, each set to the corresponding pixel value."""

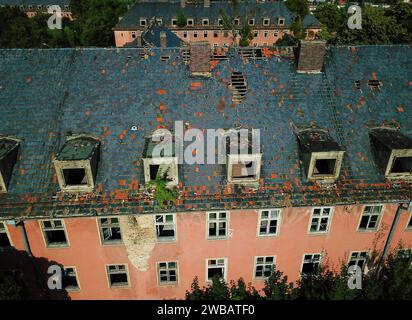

left=0, top=0, right=72, bottom=19
left=114, top=0, right=322, bottom=48
left=0, top=42, right=411, bottom=299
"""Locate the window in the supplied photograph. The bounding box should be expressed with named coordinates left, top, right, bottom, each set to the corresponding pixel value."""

left=207, top=212, right=228, bottom=239
left=187, top=19, right=194, bottom=26
left=274, top=31, right=278, bottom=37
left=258, top=209, right=281, bottom=236
left=0, top=137, right=20, bottom=193
left=348, top=251, right=368, bottom=272
left=354, top=80, right=361, bottom=90
left=157, top=261, right=178, bottom=285
left=223, top=31, right=229, bottom=38
left=193, top=31, right=198, bottom=38
left=358, top=205, right=383, bottom=231
left=41, top=220, right=68, bottom=247
left=229, top=71, right=248, bottom=103
left=367, top=79, right=382, bottom=92
left=62, top=267, right=80, bottom=291
left=155, top=214, right=176, bottom=241
left=206, top=258, right=226, bottom=282
left=37, top=5, right=42, bottom=10
left=218, top=18, right=223, bottom=26
left=264, top=31, right=268, bottom=38
left=106, top=264, right=129, bottom=288
left=214, top=31, right=218, bottom=38
left=171, top=18, right=177, bottom=26
left=309, top=207, right=332, bottom=234
left=0, top=222, right=11, bottom=247
left=390, top=155, right=412, bottom=175
left=263, top=18, right=270, bottom=26
left=183, top=31, right=188, bottom=38
left=131, top=31, right=136, bottom=39
left=301, top=254, right=321, bottom=276
left=397, top=248, right=412, bottom=259
left=254, top=31, right=258, bottom=37
left=98, top=217, right=122, bottom=244
left=204, top=31, right=208, bottom=38
left=407, top=214, right=412, bottom=230
left=248, top=18, right=255, bottom=26
left=234, top=18, right=240, bottom=26
left=278, top=17, right=285, bottom=26
left=156, top=18, right=163, bottom=26
left=202, top=18, right=209, bottom=26
left=140, top=18, right=147, bottom=27
left=254, top=256, right=275, bottom=279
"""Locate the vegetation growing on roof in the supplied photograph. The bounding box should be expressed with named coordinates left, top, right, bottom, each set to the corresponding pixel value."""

left=146, top=171, right=179, bottom=209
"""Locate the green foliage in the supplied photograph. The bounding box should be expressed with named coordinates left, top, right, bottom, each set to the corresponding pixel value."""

left=147, top=173, right=179, bottom=208
left=0, top=272, right=29, bottom=300
left=176, top=8, right=186, bottom=28
left=285, top=0, right=310, bottom=18
left=238, top=24, right=253, bottom=47
left=314, top=3, right=347, bottom=32
left=290, top=17, right=305, bottom=39
left=263, top=269, right=294, bottom=300
left=275, top=33, right=298, bottom=46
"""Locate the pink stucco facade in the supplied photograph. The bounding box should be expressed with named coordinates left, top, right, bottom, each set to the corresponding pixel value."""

left=2, top=203, right=411, bottom=299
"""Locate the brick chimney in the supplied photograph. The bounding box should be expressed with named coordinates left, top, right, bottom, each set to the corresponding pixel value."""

left=180, top=0, right=186, bottom=8
left=295, top=40, right=326, bottom=73
left=136, top=31, right=142, bottom=47
left=160, top=31, right=167, bottom=48
left=204, top=0, right=210, bottom=7
left=189, top=42, right=211, bottom=77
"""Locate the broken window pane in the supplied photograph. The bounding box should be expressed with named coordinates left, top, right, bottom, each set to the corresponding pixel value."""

left=0, top=222, right=11, bottom=247
left=259, top=209, right=280, bottom=236
left=99, top=217, right=122, bottom=244
left=208, top=212, right=228, bottom=238
left=313, top=159, right=336, bottom=175
left=155, top=214, right=176, bottom=241
left=63, top=168, right=87, bottom=186
left=42, top=220, right=68, bottom=247
left=391, top=156, right=412, bottom=174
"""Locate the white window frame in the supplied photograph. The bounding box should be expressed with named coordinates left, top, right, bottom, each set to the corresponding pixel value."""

left=257, top=209, right=281, bottom=237
left=278, top=17, right=285, bottom=26
left=0, top=222, right=12, bottom=247
left=97, top=217, right=123, bottom=245
left=156, top=18, right=163, bottom=25
left=62, top=266, right=80, bottom=291
left=105, top=264, right=130, bottom=288
left=171, top=18, right=177, bottom=27
left=206, top=258, right=227, bottom=283
left=157, top=261, right=179, bottom=286
left=357, top=205, right=383, bottom=232
left=218, top=18, right=223, bottom=26
left=300, top=253, right=322, bottom=276
left=348, top=251, right=369, bottom=273
left=308, top=207, right=333, bottom=234
left=274, top=31, right=279, bottom=37
left=248, top=18, right=255, bottom=26
left=207, top=211, right=229, bottom=240
left=263, top=18, right=270, bottom=26
left=253, top=256, right=276, bottom=280
left=407, top=212, right=412, bottom=230
left=233, top=18, right=240, bottom=26
left=155, top=214, right=177, bottom=242
left=140, top=18, right=147, bottom=27
left=183, top=31, right=188, bottom=38
left=203, top=31, right=208, bottom=38
left=227, top=153, right=262, bottom=185
left=193, top=31, right=198, bottom=38
left=40, top=219, right=69, bottom=248
left=263, top=31, right=268, bottom=38
left=202, top=18, right=209, bottom=26
left=187, top=18, right=194, bottom=26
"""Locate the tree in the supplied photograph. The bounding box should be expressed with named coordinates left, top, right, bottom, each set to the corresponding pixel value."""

left=176, top=8, right=186, bottom=28
left=275, top=33, right=298, bottom=46
left=263, top=269, right=294, bottom=300
left=285, top=0, right=310, bottom=18
left=314, top=3, right=346, bottom=33
left=0, top=271, right=29, bottom=300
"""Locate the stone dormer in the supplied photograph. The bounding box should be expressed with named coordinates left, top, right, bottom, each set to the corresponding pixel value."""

left=53, top=134, right=100, bottom=192
left=369, top=128, right=412, bottom=180
left=0, top=137, right=20, bottom=193
left=296, top=128, right=345, bottom=184
left=295, top=40, right=327, bottom=74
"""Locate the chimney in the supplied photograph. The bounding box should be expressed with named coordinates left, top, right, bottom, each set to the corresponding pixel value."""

left=295, top=40, right=326, bottom=73
left=136, top=31, right=142, bottom=47
left=189, top=42, right=211, bottom=77
left=160, top=31, right=167, bottom=48
left=180, top=0, right=186, bottom=8
left=204, top=0, right=210, bottom=7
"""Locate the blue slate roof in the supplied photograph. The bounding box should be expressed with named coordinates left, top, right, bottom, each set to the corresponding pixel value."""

left=0, top=45, right=411, bottom=219
left=143, top=25, right=184, bottom=47
left=0, top=0, right=69, bottom=6
left=115, top=0, right=295, bottom=29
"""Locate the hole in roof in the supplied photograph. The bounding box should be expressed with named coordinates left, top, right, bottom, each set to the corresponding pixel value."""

left=160, top=55, right=170, bottom=62
left=354, top=80, right=361, bottom=90
left=391, top=156, right=412, bottom=174
left=230, top=72, right=247, bottom=103
left=367, top=80, right=382, bottom=92
left=212, top=48, right=228, bottom=60
left=180, top=48, right=190, bottom=64
left=238, top=48, right=264, bottom=59
left=313, top=159, right=336, bottom=175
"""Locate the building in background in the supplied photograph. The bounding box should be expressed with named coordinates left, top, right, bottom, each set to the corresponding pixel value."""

left=0, top=42, right=411, bottom=299
left=114, top=0, right=322, bottom=48
left=0, top=0, right=72, bottom=19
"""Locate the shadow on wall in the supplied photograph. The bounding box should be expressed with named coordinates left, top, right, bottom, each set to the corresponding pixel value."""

left=0, top=247, right=70, bottom=300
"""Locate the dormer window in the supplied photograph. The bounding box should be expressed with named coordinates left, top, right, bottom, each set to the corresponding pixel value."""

left=156, top=18, right=163, bottom=26
left=369, top=128, right=412, bottom=180
left=140, top=18, right=147, bottom=27
left=53, top=135, right=100, bottom=192
left=248, top=18, right=255, bottom=26
left=202, top=18, right=209, bottom=26
left=296, top=128, right=345, bottom=184
left=37, top=5, right=42, bottom=10
left=218, top=18, right=223, bottom=26
left=171, top=18, right=177, bottom=27
left=234, top=18, right=240, bottom=26
left=187, top=19, right=194, bottom=26
left=225, top=129, right=262, bottom=186
left=142, top=132, right=178, bottom=187
left=0, top=137, right=20, bottom=193
left=367, top=79, right=382, bottom=92
left=278, top=17, right=285, bottom=26
left=263, top=18, right=270, bottom=26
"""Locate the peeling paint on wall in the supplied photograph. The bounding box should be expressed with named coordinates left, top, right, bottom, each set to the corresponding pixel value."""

left=120, top=215, right=156, bottom=271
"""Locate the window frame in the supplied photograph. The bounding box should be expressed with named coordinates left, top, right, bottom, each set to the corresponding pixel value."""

left=347, top=251, right=369, bottom=273
left=0, top=222, right=12, bottom=248
left=357, top=205, right=384, bottom=232
left=206, top=211, right=229, bottom=240
left=40, top=219, right=69, bottom=248
left=248, top=18, right=255, bottom=26
left=157, top=261, right=179, bottom=286
left=156, top=18, right=163, bottom=26
left=140, top=18, right=147, bottom=27
left=257, top=209, right=281, bottom=237
left=233, top=18, right=240, bottom=26
left=300, top=253, right=322, bottom=276
left=187, top=18, right=194, bottom=26
left=155, top=213, right=177, bottom=242
left=105, top=264, right=130, bottom=289
left=253, top=256, right=276, bottom=280
left=206, top=258, right=227, bottom=283
left=97, top=216, right=123, bottom=246
left=407, top=212, right=412, bottom=230
left=308, top=207, right=333, bottom=235
left=171, top=18, right=177, bottom=27
left=202, top=18, right=209, bottom=26
left=193, top=31, right=198, bottom=38
left=263, top=18, right=270, bottom=26
left=278, top=17, right=285, bottom=26
left=62, top=266, right=81, bottom=292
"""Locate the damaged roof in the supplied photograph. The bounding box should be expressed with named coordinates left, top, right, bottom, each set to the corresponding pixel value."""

left=0, top=44, right=411, bottom=218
